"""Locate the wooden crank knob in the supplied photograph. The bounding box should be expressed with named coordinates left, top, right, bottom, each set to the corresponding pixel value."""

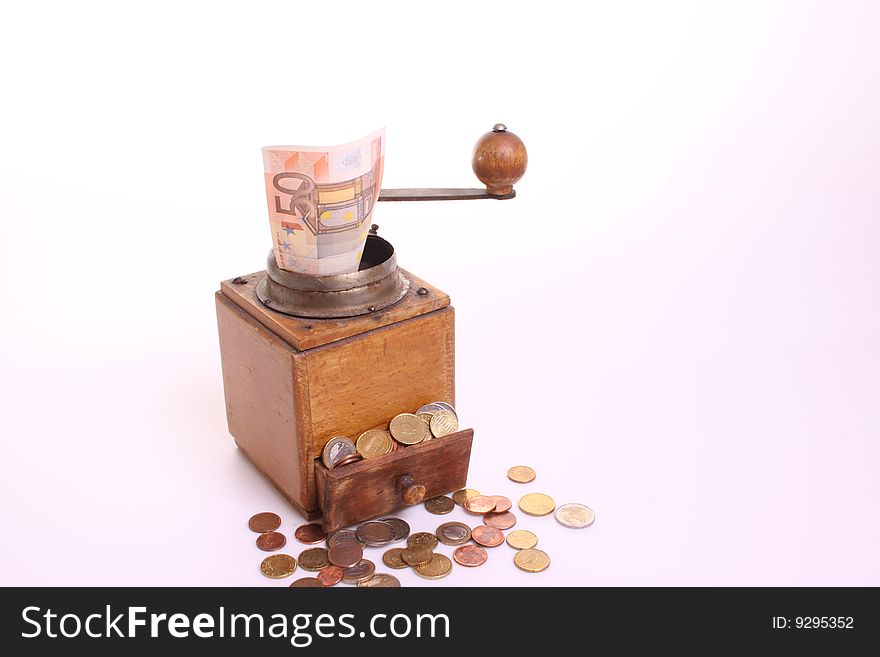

left=397, top=474, right=427, bottom=505
left=471, top=123, right=528, bottom=196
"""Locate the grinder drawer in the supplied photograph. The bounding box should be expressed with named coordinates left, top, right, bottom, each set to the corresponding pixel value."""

left=314, top=429, right=474, bottom=532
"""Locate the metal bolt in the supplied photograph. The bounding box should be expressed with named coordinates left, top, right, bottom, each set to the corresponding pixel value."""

left=232, top=276, right=247, bottom=285
left=263, top=297, right=272, bottom=305
left=417, top=287, right=429, bottom=296
left=369, top=224, right=379, bottom=234
left=492, top=123, right=507, bottom=132
left=367, top=305, right=376, bottom=312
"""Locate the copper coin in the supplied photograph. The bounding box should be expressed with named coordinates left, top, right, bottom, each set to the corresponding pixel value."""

left=406, top=532, right=439, bottom=549
left=290, top=577, right=322, bottom=587
left=342, top=559, right=376, bottom=584
left=382, top=547, right=408, bottom=570
left=297, top=547, right=331, bottom=571
left=436, top=521, right=472, bottom=546
left=464, top=495, right=497, bottom=514
left=401, top=544, right=433, bottom=567
left=424, top=495, right=455, bottom=515
left=452, top=488, right=481, bottom=506
left=248, top=512, right=281, bottom=533
left=294, top=523, right=328, bottom=545
left=378, top=517, right=410, bottom=542
left=507, top=465, right=536, bottom=483
left=260, top=553, right=297, bottom=579
left=334, top=453, right=363, bottom=468
left=414, top=553, right=453, bottom=579
left=483, top=511, right=517, bottom=530
left=358, top=573, right=401, bottom=588
left=471, top=525, right=505, bottom=547
left=316, top=565, right=344, bottom=586
left=327, top=529, right=361, bottom=548
left=328, top=541, right=363, bottom=568
left=256, top=531, right=287, bottom=551
left=356, top=521, right=395, bottom=546
left=453, top=544, right=488, bottom=567
left=490, top=496, right=512, bottom=513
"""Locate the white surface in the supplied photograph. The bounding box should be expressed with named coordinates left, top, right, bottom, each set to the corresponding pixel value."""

left=2, top=1, right=879, bottom=586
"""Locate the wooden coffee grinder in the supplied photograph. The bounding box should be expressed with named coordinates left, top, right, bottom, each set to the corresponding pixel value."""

left=216, top=124, right=527, bottom=531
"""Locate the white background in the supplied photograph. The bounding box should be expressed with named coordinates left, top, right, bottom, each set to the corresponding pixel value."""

left=2, top=1, right=879, bottom=586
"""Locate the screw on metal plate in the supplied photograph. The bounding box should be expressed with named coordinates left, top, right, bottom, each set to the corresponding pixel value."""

left=367, top=305, right=376, bottom=312
left=417, top=287, right=429, bottom=296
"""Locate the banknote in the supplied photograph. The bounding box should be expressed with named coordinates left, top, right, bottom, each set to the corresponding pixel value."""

left=262, top=129, right=385, bottom=276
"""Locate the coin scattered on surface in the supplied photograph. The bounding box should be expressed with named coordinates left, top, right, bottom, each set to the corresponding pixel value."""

left=327, top=529, right=361, bottom=548
left=424, top=495, right=455, bottom=515
left=356, top=429, right=393, bottom=459
left=555, top=503, right=595, bottom=528
left=507, top=465, right=536, bottom=483
left=322, top=436, right=357, bottom=469
left=294, top=523, right=328, bottom=545
left=506, top=530, right=538, bottom=550
left=389, top=413, right=429, bottom=445
left=378, top=517, right=410, bottom=542
left=483, top=511, right=517, bottom=530
left=436, top=521, right=472, bottom=546
left=514, top=548, right=550, bottom=573
left=260, top=554, right=297, bottom=579
left=298, top=547, right=331, bottom=571
left=471, top=525, right=505, bottom=547
left=464, top=495, right=497, bottom=514
left=453, top=544, right=488, bottom=567
left=407, top=532, right=439, bottom=549
left=429, top=410, right=458, bottom=437
left=342, top=559, right=376, bottom=584
left=518, top=492, right=556, bottom=516
left=401, top=545, right=433, bottom=567
left=452, top=488, right=481, bottom=506
left=328, top=542, right=363, bottom=568
left=317, top=565, right=344, bottom=586
left=256, top=531, right=287, bottom=551
left=248, top=512, right=281, bottom=533
left=490, top=496, right=512, bottom=513
left=382, top=547, right=408, bottom=570
left=358, top=573, right=401, bottom=588
left=356, top=521, right=395, bottom=546
left=290, top=577, right=322, bottom=587
left=414, top=553, right=453, bottom=579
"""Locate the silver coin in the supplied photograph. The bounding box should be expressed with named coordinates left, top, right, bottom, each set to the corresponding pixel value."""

left=554, top=503, right=596, bottom=528
left=436, top=521, right=472, bottom=546
left=358, top=573, right=401, bottom=588
left=356, top=520, right=396, bottom=546
left=327, top=529, right=361, bottom=548
left=378, top=517, right=410, bottom=542
left=433, top=401, right=457, bottom=417
left=322, top=436, right=356, bottom=469
left=416, top=403, right=447, bottom=415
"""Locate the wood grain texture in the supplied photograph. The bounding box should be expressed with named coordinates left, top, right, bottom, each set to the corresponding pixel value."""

left=315, top=429, right=474, bottom=531
left=220, top=268, right=449, bottom=351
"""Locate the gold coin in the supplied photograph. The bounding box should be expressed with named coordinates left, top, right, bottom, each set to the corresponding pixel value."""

left=401, top=545, right=433, bottom=567
left=297, top=547, right=331, bottom=571
left=507, top=465, right=536, bottom=483
left=389, top=413, right=429, bottom=445
left=555, top=503, right=595, bottom=528
left=358, top=573, right=401, bottom=588
left=452, top=488, right=481, bottom=506
left=506, top=530, right=538, bottom=550
left=424, top=495, right=455, bottom=515
left=436, top=521, right=472, bottom=546
left=429, top=410, right=458, bottom=437
left=260, top=553, right=297, bottom=579
left=416, top=411, right=434, bottom=428
left=356, top=429, right=393, bottom=459
left=382, top=547, right=409, bottom=570
left=518, top=492, right=556, bottom=516
left=514, top=548, right=550, bottom=573
left=341, top=559, right=376, bottom=584
left=414, top=553, right=453, bottom=579
left=407, top=532, right=439, bottom=549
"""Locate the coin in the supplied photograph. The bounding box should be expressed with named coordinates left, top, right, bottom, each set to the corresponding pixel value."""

left=414, top=553, right=453, bottom=579
left=327, top=529, right=361, bottom=548
left=471, top=525, right=505, bottom=547
left=297, top=547, right=331, bottom=571
left=436, top=521, right=472, bottom=546
left=248, top=512, right=281, bottom=533
left=453, top=544, right=488, bottom=567
left=416, top=412, right=434, bottom=426
left=490, top=496, right=512, bottom=513
left=356, top=521, right=395, bottom=546
left=260, top=553, right=297, bottom=579
left=389, top=413, right=429, bottom=445
left=334, top=453, right=364, bottom=468
left=433, top=401, right=457, bottom=416
left=507, top=465, right=536, bottom=483
left=294, top=523, right=328, bottom=545
left=322, top=436, right=356, bottom=469
left=358, top=573, right=401, bottom=588
left=407, top=532, right=439, bottom=549
left=452, top=488, right=481, bottom=506
left=290, top=577, right=322, bottom=587
left=316, top=565, right=344, bottom=586
left=378, top=517, right=410, bottom=542
left=342, top=559, right=376, bottom=584
left=401, top=545, right=433, bottom=566
left=464, top=495, right=497, bottom=514
left=416, top=403, right=447, bottom=415
left=424, top=495, right=455, bottom=515
left=356, top=429, right=393, bottom=459
left=514, top=548, right=550, bottom=573
left=256, top=531, right=287, bottom=551
left=483, top=511, right=516, bottom=530
left=429, top=410, right=458, bottom=437
left=328, top=542, right=363, bottom=568
left=555, top=503, right=596, bottom=528
left=382, top=547, right=409, bottom=570
left=506, top=530, right=538, bottom=550
left=518, top=492, right=556, bottom=516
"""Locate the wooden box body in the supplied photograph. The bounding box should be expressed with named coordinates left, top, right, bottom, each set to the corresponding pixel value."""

left=215, top=269, right=471, bottom=530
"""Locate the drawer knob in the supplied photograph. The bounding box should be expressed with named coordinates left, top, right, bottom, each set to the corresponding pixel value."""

left=398, top=474, right=427, bottom=505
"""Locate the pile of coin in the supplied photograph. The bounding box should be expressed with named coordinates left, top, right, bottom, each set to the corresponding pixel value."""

left=321, top=401, right=460, bottom=470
